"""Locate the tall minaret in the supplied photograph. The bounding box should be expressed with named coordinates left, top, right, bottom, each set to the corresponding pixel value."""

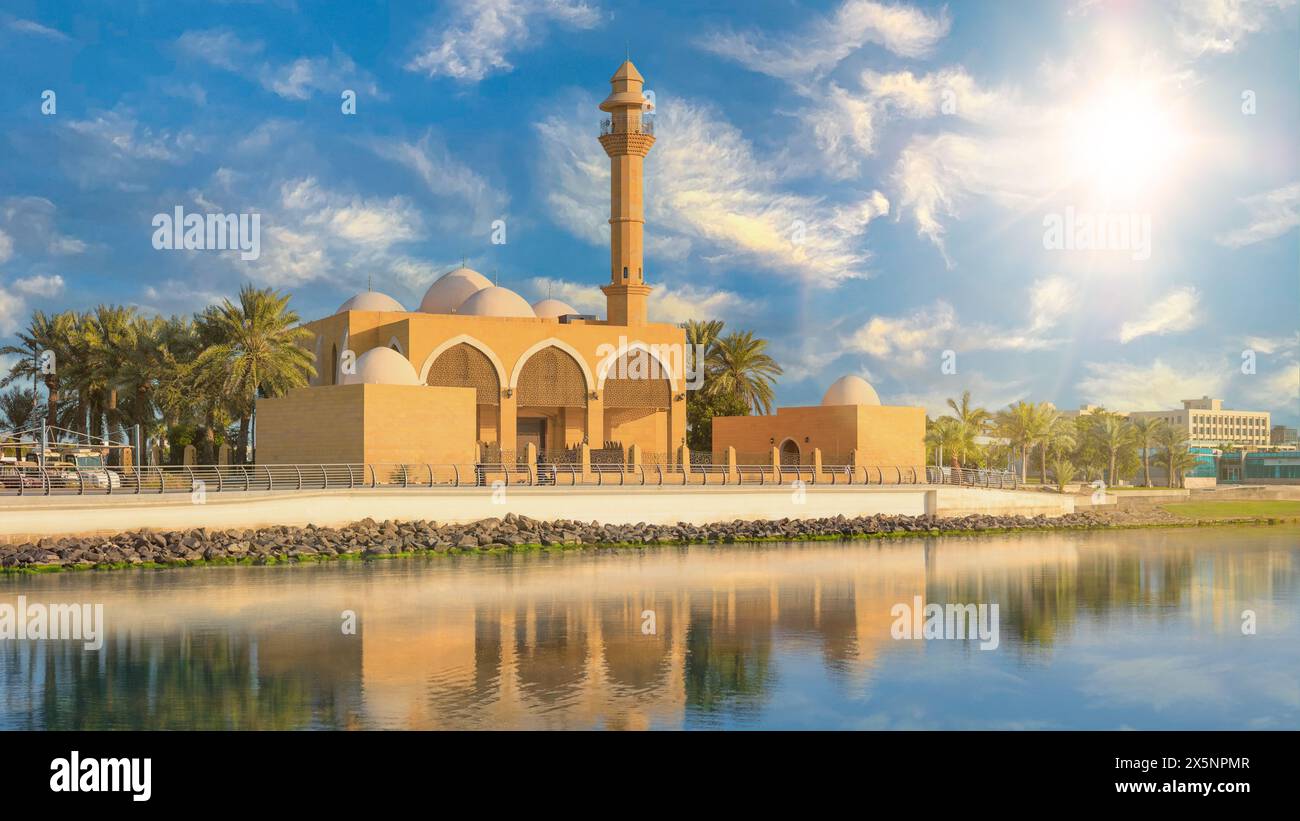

left=599, top=60, right=654, bottom=326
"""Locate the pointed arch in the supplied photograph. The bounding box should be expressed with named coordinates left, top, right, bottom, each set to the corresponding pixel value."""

left=595, top=340, right=681, bottom=391
left=509, top=337, right=595, bottom=391
left=417, top=334, right=507, bottom=387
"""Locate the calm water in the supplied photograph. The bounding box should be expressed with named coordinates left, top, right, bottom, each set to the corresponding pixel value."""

left=2, top=526, right=1298, bottom=730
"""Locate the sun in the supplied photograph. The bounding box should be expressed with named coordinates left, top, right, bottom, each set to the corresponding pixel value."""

left=1065, top=86, right=1189, bottom=199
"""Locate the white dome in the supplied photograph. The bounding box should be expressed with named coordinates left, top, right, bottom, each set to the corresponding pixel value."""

left=336, top=291, right=405, bottom=314
left=821, top=374, right=881, bottom=406
left=458, top=286, right=537, bottom=318
left=419, top=267, right=491, bottom=313
left=531, top=298, right=578, bottom=319
left=341, top=347, right=421, bottom=386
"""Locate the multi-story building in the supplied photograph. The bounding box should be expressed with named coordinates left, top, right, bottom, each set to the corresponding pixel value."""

left=1272, top=425, right=1299, bottom=445
left=1126, top=397, right=1270, bottom=447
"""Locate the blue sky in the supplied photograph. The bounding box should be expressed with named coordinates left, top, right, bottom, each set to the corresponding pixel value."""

left=0, top=0, right=1296, bottom=423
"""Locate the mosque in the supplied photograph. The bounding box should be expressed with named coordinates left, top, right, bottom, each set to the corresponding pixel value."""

left=256, top=60, right=923, bottom=471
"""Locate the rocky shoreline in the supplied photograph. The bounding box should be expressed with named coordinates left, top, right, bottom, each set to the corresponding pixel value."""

left=0, top=508, right=1269, bottom=572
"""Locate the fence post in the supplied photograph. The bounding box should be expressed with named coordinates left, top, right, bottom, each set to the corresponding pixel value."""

left=812, top=448, right=823, bottom=484
left=725, top=446, right=737, bottom=485
left=677, top=444, right=691, bottom=485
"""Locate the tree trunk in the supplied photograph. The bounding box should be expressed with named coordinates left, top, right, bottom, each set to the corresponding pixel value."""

left=1039, top=445, right=1047, bottom=484
left=203, top=410, right=217, bottom=465
left=236, top=415, right=250, bottom=464
left=1142, top=450, right=1151, bottom=487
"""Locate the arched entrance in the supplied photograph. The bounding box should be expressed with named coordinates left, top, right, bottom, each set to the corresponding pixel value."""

left=426, top=343, right=502, bottom=450
left=602, top=348, right=673, bottom=463
left=779, top=438, right=801, bottom=465
left=515, top=346, right=588, bottom=460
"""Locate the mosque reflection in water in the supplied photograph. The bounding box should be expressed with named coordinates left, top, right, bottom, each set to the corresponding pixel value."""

left=1, top=528, right=1294, bottom=730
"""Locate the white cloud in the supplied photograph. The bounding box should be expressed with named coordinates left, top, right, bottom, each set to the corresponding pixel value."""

left=370, top=131, right=509, bottom=228
left=1174, top=0, right=1297, bottom=56
left=698, top=0, right=950, bottom=80
left=11, top=274, right=65, bottom=298
left=1118, top=286, right=1200, bottom=343
left=536, top=92, right=886, bottom=286
left=1077, top=358, right=1227, bottom=411
left=846, top=276, right=1075, bottom=368
left=850, top=301, right=957, bottom=367
left=178, top=29, right=381, bottom=100
left=0, top=198, right=87, bottom=257
left=1215, top=182, right=1300, bottom=248
left=66, top=108, right=199, bottom=164
left=527, top=276, right=757, bottom=324
left=406, top=0, right=603, bottom=82
left=890, top=132, right=1050, bottom=263
left=176, top=28, right=263, bottom=71
left=0, top=285, right=24, bottom=336
left=6, top=17, right=70, bottom=42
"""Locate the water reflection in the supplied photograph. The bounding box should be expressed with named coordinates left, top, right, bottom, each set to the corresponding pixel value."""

left=2, top=526, right=1297, bottom=729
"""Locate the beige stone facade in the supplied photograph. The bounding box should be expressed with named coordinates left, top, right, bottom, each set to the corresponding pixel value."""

left=256, top=60, right=689, bottom=465
left=712, top=404, right=926, bottom=468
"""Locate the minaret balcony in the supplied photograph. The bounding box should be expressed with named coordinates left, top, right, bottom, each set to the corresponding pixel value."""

left=600, top=117, right=654, bottom=137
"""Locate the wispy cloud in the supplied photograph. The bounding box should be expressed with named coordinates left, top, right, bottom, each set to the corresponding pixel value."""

left=1173, top=0, right=1298, bottom=56
left=698, top=0, right=950, bottom=80
left=406, top=0, right=603, bottom=82
left=177, top=28, right=382, bottom=100
left=1118, top=286, right=1200, bottom=343
left=369, top=130, right=509, bottom=229
left=536, top=92, right=888, bottom=286
left=5, top=16, right=70, bottom=42
left=528, top=276, right=757, bottom=324
left=1077, top=357, right=1227, bottom=411
left=1215, top=182, right=1299, bottom=248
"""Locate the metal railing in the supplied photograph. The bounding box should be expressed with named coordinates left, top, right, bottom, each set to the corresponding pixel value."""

left=0, top=462, right=1015, bottom=497
left=599, top=117, right=654, bottom=137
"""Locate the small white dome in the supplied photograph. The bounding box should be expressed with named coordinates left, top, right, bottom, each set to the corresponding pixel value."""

left=419, top=267, right=491, bottom=313
left=531, top=298, right=578, bottom=319
left=821, top=374, right=881, bottom=406
left=336, top=291, right=405, bottom=314
left=341, top=347, right=421, bottom=386
left=458, top=286, right=537, bottom=318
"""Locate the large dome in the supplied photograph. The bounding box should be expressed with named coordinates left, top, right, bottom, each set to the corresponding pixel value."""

left=821, top=374, right=881, bottom=406
left=341, top=347, right=421, bottom=386
left=531, top=297, right=578, bottom=319
left=419, top=266, right=491, bottom=313
left=336, top=291, right=405, bottom=314
left=458, top=286, right=537, bottom=318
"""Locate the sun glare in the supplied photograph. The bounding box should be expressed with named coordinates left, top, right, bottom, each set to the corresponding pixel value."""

left=1066, top=88, right=1188, bottom=199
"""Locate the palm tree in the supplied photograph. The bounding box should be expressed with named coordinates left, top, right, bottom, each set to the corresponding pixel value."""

left=994, top=401, right=1039, bottom=479
left=1041, top=411, right=1076, bottom=483
left=1048, top=456, right=1076, bottom=492
left=78, top=305, right=138, bottom=447
left=1154, top=423, right=1193, bottom=488
left=703, top=330, right=783, bottom=415
left=194, top=285, right=315, bottom=462
left=0, top=310, right=77, bottom=428
left=925, top=416, right=963, bottom=467
left=1092, top=412, right=1136, bottom=486
left=0, top=387, right=43, bottom=430
left=943, top=390, right=990, bottom=469
left=1129, top=416, right=1166, bottom=487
